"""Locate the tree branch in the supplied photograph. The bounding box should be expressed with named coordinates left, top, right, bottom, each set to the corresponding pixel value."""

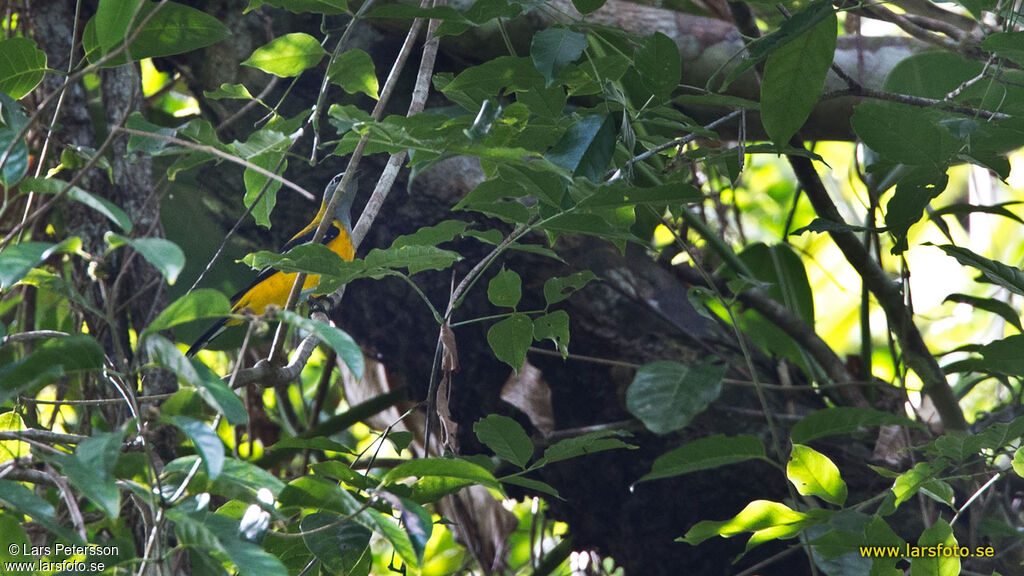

left=788, top=152, right=967, bottom=430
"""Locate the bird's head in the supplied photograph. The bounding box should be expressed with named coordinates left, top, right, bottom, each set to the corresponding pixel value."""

left=322, top=172, right=359, bottom=229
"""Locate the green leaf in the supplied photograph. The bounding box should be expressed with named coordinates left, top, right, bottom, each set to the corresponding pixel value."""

left=391, top=220, right=468, bottom=249
left=571, top=0, right=606, bottom=13
left=487, top=267, right=522, bottom=308
left=0, top=479, right=83, bottom=544
left=21, top=177, right=132, bottom=232
left=144, top=289, right=231, bottom=336
left=738, top=242, right=814, bottom=327
left=893, top=461, right=941, bottom=509
left=920, top=478, right=955, bottom=508
left=640, top=434, right=767, bottom=482
left=244, top=243, right=463, bottom=292
left=536, top=430, right=635, bottom=466
left=442, top=56, right=543, bottom=111
left=105, top=233, right=185, bottom=285
left=498, top=164, right=566, bottom=207
left=760, top=8, right=836, bottom=145
left=931, top=243, right=1024, bottom=297
left=546, top=113, right=616, bottom=182
left=543, top=270, right=597, bottom=306
left=166, top=456, right=285, bottom=503
left=533, top=310, right=570, bottom=357
left=943, top=293, right=1021, bottom=332
left=791, top=407, right=921, bottom=444
left=20, top=268, right=101, bottom=315
left=170, top=416, right=225, bottom=479
left=95, top=0, right=145, bottom=51
left=530, top=28, right=587, bottom=87
left=499, top=475, right=561, bottom=498
left=0, top=237, right=81, bottom=291
left=625, top=360, right=726, bottom=435
left=0, top=38, right=47, bottom=99
left=51, top=430, right=124, bottom=517
left=205, top=83, right=256, bottom=100
left=383, top=458, right=502, bottom=491
left=885, top=168, right=949, bottom=254
left=634, top=32, right=681, bottom=99
left=0, top=511, right=29, bottom=566
left=982, top=31, right=1024, bottom=67
left=931, top=202, right=1024, bottom=225
left=145, top=335, right=248, bottom=425
left=851, top=101, right=957, bottom=167
left=246, top=0, right=350, bottom=14
left=377, top=493, right=433, bottom=564
left=911, top=519, right=959, bottom=576
left=279, top=477, right=419, bottom=567
left=84, top=1, right=231, bottom=65
left=170, top=508, right=287, bottom=576
left=975, top=334, right=1024, bottom=376
left=220, top=535, right=288, bottom=576
left=576, top=181, right=703, bottom=208
left=790, top=219, right=876, bottom=236
left=328, top=49, right=379, bottom=100
left=681, top=500, right=810, bottom=547
left=242, top=153, right=286, bottom=229
left=474, top=414, right=533, bottom=469
left=0, top=128, right=29, bottom=187
left=928, top=431, right=986, bottom=463
left=0, top=412, right=28, bottom=463
left=1013, top=446, right=1024, bottom=478
left=0, top=335, right=105, bottom=403
left=279, top=311, right=364, bottom=380
left=242, top=243, right=345, bottom=277
left=242, top=33, right=326, bottom=77
left=487, top=313, right=534, bottom=372
left=300, top=513, right=371, bottom=574
left=124, top=111, right=181, bottom=154
left=273, top=437, right=353, bottom=454
left=787, top=444, right=847, bottom=506
left=367, top=245, right=463, bottom=277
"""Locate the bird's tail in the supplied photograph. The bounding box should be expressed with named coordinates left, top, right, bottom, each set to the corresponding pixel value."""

left=186, top=318, right=228, bottom=357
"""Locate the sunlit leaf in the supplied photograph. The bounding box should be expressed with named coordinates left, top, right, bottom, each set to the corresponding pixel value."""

left=0, top=38, right=47, bottom=99
left=144, top=289, right=231, bottom=336
left=787, top=444, right=847, bottom=506
left=328, top=49, right=379, bottom=100
left=242, top=33, right=326, bottom=77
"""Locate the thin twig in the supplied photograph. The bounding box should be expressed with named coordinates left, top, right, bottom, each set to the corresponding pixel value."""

left=821, top=87, right=1011, bottom=121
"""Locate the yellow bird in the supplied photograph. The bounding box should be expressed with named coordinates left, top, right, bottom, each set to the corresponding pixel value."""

left=187, top=173, right=357, bottom=356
